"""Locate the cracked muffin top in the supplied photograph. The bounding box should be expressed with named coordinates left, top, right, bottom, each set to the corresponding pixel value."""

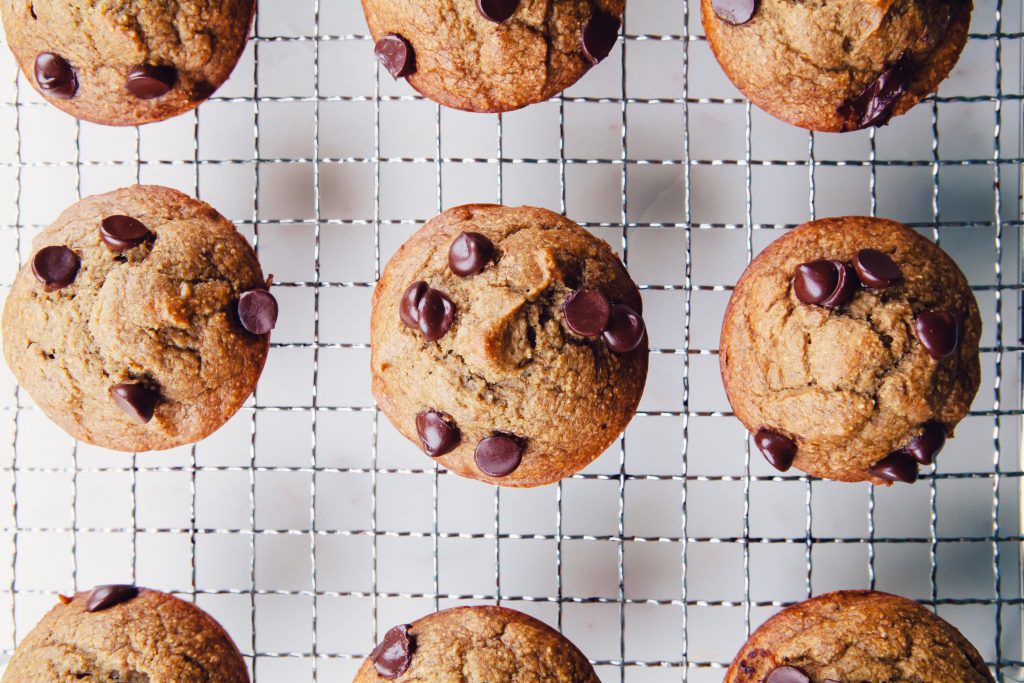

left=1, top=0, right=255, bottom=126
left=1, top=185, right=275, bottom=452
left=725, top=591, right=994, bottom=683
left=701, top=0, right=972, bottom=132
left=371, top=204, right=648, bottom=487
left=361, top=0, right=625, bottom=113
left=354, top=606, right=599, bottom=682
left=720, top=217, right=980, bottom=484
left=2, top=585, right=249, bottom=682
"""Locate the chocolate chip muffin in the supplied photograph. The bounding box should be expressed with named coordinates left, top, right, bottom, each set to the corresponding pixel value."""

left=354, top=606, right=599, bottom=682
left=701, top=0, right=972, bottom=132
left=2, top=185, right=276, bottom=452
left=362, top=0, right=625, bottom=113
left=1, top=0, right=255, bottom=126
left=3, top=585, right=249, bottom=682
left=720, top=217, right=980, bottom=484
left=725, top=590, right=994, bottom=682
left=371, top=204, right=648, bottom=487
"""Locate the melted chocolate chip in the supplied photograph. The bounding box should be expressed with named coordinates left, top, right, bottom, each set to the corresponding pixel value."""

left=125, top=64, right=177, bottom=100
left=793, top=260, right=839, bottom=305
left=370, top=625, right=414, bottom=679
left=109, top=383, right=159, bottom=424
left=375, top=34, right=416, bottom=79
left=400, top=281, right=429, bottom=329
left=477, top=0, right=519, bottom=22
left=766, top=667, right=810, bottom=683
left=853, top=249, right=903, bottom=289
left=820, top=261, right=857, bottom=308
left=869, top=451, right=919, bottom=484
left=754, top=428, right=796, bottom=472
left=100, top=215, right=152, bottom=252
left=448, top=231, right=494, bottom=277
left=34, top=52, right=77, bottom=99
left=416, top=411, right=460, bottom=457
left=563, top=289, right=611, bottom=338
left=417, top=288, right=455, bottom=341
left=475, top=434, right=525, bottom=477
left=915, top=310, right=959, bottom=359
left=581, top=12, right=620, bottom=64
left=603, top=303, right=646, bottom=353
left=838, top=51, right=916, bottom=130
left=712, top=0, right=758, bottom=25
left=86, top=585, right=139, bottom=613
left=237, top=289, right=279, bottom=335
left=32, top=245, right=80, bottom=292
left=903, top=422, right=947, bottom=465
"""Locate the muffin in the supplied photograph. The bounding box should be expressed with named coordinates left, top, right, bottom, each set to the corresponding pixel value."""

left=3, top=585, right=249, bottom=682
left=701, top=0, right=972, bottom=132
left=371, top=204, right=648, bottom=487
left=2, top=185, right=276, bottom=452
left=361, top=0, right=624, bottom=113
left=354, top=606, right=598, bottom=682
left=725, top=590, right=994, bottom=682
left=720, top=217, right=981, bottom=484
left=1, top=0, right=255, bottom=126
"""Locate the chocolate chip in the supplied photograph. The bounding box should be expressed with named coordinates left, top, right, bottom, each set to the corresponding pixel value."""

left=100, top=215, right=152, bottom=252
left=475, top=434, right=524, bottom=477
left=416, top=411, right=460, bottom=457
left=448, top=231, right=494, bottom=277
left=109, top=383, right=159, bottom=424
left=417, top=288, right=455, bottom=342
left=125, top=64, right=177, bottom=99
left=375, top=34, right=416, bottom=79
left=838, top=51, right=915, bottom=130
left=766, top=667, right=810, bottom=683
left=915, top=310, right=959, bottom=359
left=477, top=0, right=519, bottom=22
left=370, top=624, right=414, bottom=679
left=237, top=289, right=279, bottom=335
left=903, top=422, right=947, bottom=465
left=793, top=260, right=839, bottom=305
left=32, top=245, right=80, bottom=292
left=754, top=428, right=797, bottom=472
left=820, top=262, right=858, bottom=308
left=869, top=451, right=919, bottom=484
left=34, top=52, right=77, bottom=99
left=400, top=281, right=429, bottom=329
left=853, top=249, right=903, bottom=289
left=581, top=12, right=620, bottom=64
left=86, top=585, right=139, bottom=613
left=603, top=303, right=646, bottom=353
left=712, top=0, right=758, bottom=25
left=563, top=289, right=611, bottom=338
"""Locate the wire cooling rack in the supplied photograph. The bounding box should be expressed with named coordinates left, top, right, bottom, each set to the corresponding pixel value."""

left=0, top=1, right=1021, bottom=681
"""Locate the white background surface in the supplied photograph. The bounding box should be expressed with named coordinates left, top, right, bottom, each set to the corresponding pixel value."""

left=0, top=1, right=1021, bottom=681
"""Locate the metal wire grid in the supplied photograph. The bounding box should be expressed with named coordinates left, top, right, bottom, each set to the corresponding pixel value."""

left=0, top=1, right=1021, bottom=681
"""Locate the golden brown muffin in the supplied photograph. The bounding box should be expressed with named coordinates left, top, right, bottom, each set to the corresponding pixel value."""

left=2, top=185, right=275, bottom=452
left=725, top=591, right=994, bottom=682
left=3, top=586, right=249, bottom=682
left=354, top=606, right=599, bottom=682
left=720, top=217, right=980, bottom=484
left=361, top=0, right=625, bottom=113
left=371, top=204, right=648, bottom=487
left=701, top=0, right=972, bottom=132
left=1, top=0, right=255, bottom=126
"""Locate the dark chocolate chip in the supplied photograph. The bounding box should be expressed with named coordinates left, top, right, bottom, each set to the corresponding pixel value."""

left=711, top=0, right=758, bottom=25
left=754, top=428, right=796, bottom=472
left=125, top=64, right=177, bottom=99
left=793, top=260, right=839, bottom=305
left=86, top=584, right=139, bottom=613
left=820, top=261, right=857, bottom=308
left=100, top=215, right=152, bottom=252
left=110, top=383, right=159, bottom=424
left=370, top=625, right=414, bottom=679
left=375, top=34, right=416, bottom=79
left=32, top=245, right=80, bottom=292
left=34, top=52, right=77, bottom=99
left=237, top=289, right=279, bottom=335
left=903, top=422, right=947, bottom=465
left=838, top=51, right=915, bottom=130
left=416, top=411, right=460, bottom=457
left=766, top=667, right=810, bottom=683
left=869, top=451, right=919, bottom=484
left=853, top=248, right=903, bottom=289
left=400, top=281, right=429, bottom=329
left=603, top=303, right=646, bottom=353
left=477, top=0, right=519, bottom=23
left=563, top=289, right=611, bottom=338
left=417, top=288, right=455, bottom=341
left=581, top=12, right=620, bottom=64
left=915, top=310, right=959, bottom=359
left=475, top=434, right=524, bottom=477
left=448, top=231, right=494, bottom=277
